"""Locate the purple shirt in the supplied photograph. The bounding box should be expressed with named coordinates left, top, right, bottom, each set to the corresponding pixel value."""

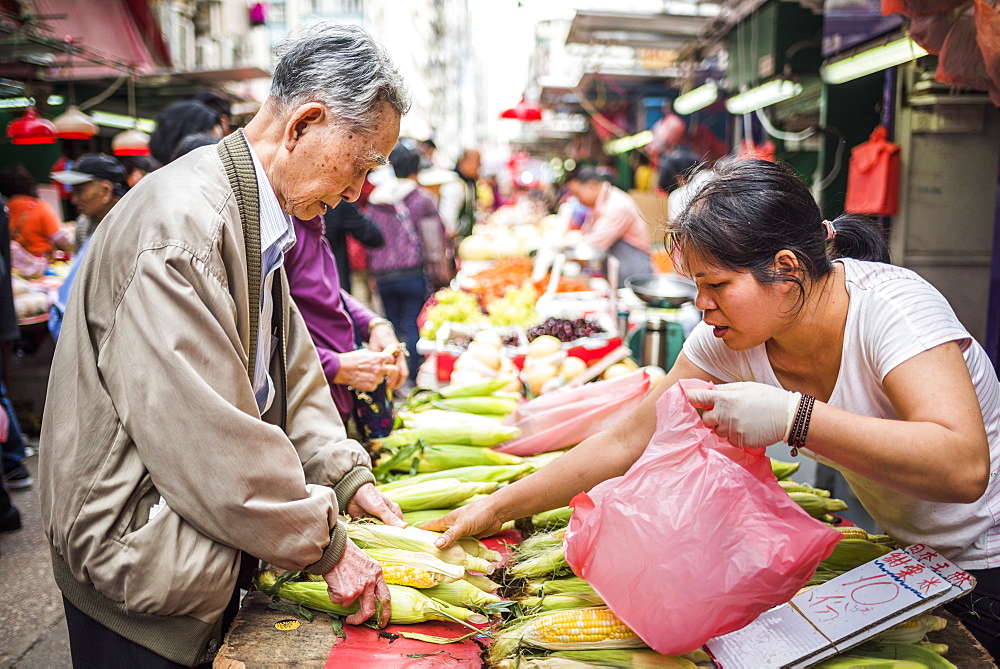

left=285, top=214, right=377, bottom=421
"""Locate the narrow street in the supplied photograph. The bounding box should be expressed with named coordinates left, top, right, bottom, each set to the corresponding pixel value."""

left=1, top=451, right=71, bottom=668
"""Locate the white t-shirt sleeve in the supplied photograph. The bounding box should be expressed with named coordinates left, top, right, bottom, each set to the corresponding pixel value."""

left=859, top=276, right=972, bottom=381
left=682, top=321, right=755, bottom=383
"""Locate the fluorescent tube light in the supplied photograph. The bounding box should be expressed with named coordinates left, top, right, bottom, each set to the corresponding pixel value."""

left=725, top=80, right=803, bottom=115
left=604, top=130, right=653, bottom=155
left=674, top=82, right=719, bottom=115
left=821, top=38, right=929, bottom=85
left=91, top=110, right=156, bottom=133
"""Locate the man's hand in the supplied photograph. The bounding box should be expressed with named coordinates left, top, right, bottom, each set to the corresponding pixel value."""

left=422, top=496, right=504, bottom=549
left=685, top=382, right=800, bottom=449
left=346, top=482, right=407, bottom=528
left=333, top=349, right=397, bottom=392
left=323, top=540, right=391, bottom=627
left=368, top=323, right=408, bottom=390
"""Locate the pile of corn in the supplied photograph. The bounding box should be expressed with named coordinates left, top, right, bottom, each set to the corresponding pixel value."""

left=256, top=522, right=509, bottom=629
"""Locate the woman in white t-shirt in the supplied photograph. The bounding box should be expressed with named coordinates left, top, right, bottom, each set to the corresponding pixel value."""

left=426, top=160, right=1000, bottom=656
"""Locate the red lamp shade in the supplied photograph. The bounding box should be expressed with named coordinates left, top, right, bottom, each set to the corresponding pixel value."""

left=112, top=128, right=151, bottom=156
left=7, top=106, right=57, bottom=145
left=53, top=105, right=98, bottom=140
left=500, top=97, right=543, bottom=122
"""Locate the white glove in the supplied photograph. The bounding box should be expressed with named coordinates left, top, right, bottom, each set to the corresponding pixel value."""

left=686, top=382, right=800, bottom=449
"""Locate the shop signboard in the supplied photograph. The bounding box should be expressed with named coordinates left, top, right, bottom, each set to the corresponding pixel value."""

left=706, top=544, right=976, bottom=668
left=822, top=0, right=903, bottom=57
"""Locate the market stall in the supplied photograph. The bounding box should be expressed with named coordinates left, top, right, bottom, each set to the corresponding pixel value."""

left=216, top=369, right=997, bottom=667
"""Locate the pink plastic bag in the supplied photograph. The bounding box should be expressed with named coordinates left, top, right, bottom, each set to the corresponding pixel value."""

left=494, top=369, right=653, bottom=456
left=564, top=379, right=841, bottom=655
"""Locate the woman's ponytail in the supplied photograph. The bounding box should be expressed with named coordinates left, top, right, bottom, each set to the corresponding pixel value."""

left=827, top=214, right=890, bottom=264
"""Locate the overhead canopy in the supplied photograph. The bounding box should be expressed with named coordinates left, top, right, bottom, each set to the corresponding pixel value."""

left=566, top=9, right=721, bottom=51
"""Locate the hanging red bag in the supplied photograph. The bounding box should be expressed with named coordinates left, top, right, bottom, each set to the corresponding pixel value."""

left=974, top=0, right=1000, bottom=104
left=844, top=126, right=901, bottom=216
left=564, top=379, right=841, bottom=656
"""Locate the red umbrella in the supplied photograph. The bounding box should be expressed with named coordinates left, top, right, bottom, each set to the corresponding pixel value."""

left=500, top=96, right=543, bottom=121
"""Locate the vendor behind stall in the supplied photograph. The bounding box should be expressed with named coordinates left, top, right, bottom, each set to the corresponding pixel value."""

left=40, top=21, right=409, bottom=667
left=0, top=164, right=71, bottom=259
left=565, top=167, right=653, bottom=288
left=428, top=159, right=1000, bottom=659
left=48, top=154, right=129, bottom=341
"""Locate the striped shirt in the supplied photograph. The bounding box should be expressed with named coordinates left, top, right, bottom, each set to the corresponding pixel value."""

left=683, top=258, right=1000, bottom=569
left=247, top=140, right=297, bottom=414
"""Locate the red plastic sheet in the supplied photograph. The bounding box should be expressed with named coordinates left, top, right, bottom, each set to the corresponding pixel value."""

left=322, top=530, right=519, bottom=667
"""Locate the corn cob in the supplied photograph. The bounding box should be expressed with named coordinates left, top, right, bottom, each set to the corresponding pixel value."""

left=820, top=539, right=894, bottom=571
left=456, top=536, right=503, bottom=562
left=533, top=506, right=574, bottom=529
left=813, top=641, right=957, bottom=668
left=360, top=547, right=464, bottom=584
left=832, top=526, right=870, bottom=541
left=519, top=528, right=567, bottom=555
left=382, top=478, right=499, bottom=511
left=254, top=570, right=487, bottom=625
left=520, top=592, right=606, bottom=612
left=401, top=408, right=506, bottom=429
left=508, top=546, right=569, bottom=580
left=918, top=642, right=949, bottom=656
left=778, top=480, right=832, bottom=497
left=875, top=614, right=948, bottom=644
left=417, top=444, right=524, bottom=472
left=788, top=491, right=849, bottom=518
left=347, top=523, right=496, bottom=574
left=375, top=423, right=521, bottom=449
left=432, top=396, right=519, bottom=415
left=464, top=572, right=502, bottom=593
left=551, top=649, right=698, bottom=667
left=381, top=563, right=445, bottom=589
left=378, top=463, right=534, bottom=491
left=423, top=579, right=503, bottom=608
left=527, top=576, right=598, bottom=598
left=771, top=458, right=801, bottom=480
left=516, top=607, right=645, bottom=651
left=869, top=534, right=895, bottom=545
left=438, top=377, right=511, bottom=398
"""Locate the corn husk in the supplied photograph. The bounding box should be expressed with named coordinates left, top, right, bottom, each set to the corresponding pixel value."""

left=417, top=444, right=524, bottom=472
left=438, top=377, right=511, bottom=398
left=424, top=579, right=503, bottom=608
left=432, top=396, right=519, bottom=415
left=813, top=641, right=956, bottom=668
left=464, top=572, right=502, bottom=593
left=254, top=570, right=487, bottom=625
left=770, top=458, right=800, bottom=480
left=375, top=423, right=521, bottom=449
left=456, top=536, right=503, bottom=562
left=518, top=528, right=566, bottom=555
left=347, top=523, right=495, bottom=574
left=533, top=506, right=573, bottom=529
left=382, top=478, right=499, bottom=511
left=519, top=593, right=606, bottom=612
left=552, top=650, right=698, bottom=667
left=509, top=546, right=569, bottom=580
left=378, top=463, right=535, bottom=491
left=360, top=547, right=465, bottom=582
left=526, top=577, right=597, bottom=597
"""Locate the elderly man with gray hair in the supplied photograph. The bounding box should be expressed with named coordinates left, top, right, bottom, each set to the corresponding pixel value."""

left=39, top=22, right=409, bottom=667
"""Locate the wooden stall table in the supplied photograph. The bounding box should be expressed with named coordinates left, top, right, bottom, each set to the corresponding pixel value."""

left=215, top=590, right=490, bottom=668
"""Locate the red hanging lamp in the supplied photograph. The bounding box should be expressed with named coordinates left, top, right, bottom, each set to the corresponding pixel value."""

left=7, top=106, right=57, bottom=145
left=500, top=96, right=543, bottom=122
left=53, top=104, right=98, bottom=140
left=112, top=76, right=150, bottom=156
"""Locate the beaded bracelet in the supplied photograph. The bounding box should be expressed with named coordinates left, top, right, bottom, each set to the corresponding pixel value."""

left=787, top=394, right=816, bottom=457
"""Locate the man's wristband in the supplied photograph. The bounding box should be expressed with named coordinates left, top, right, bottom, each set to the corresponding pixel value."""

left=368, top=318, right=394, bottom=336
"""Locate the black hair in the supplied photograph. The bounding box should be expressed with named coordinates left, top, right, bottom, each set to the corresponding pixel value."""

left=190, top=90, right=232, bottom=120
left=149, top=100, right=220, bottom=165
left=565, top=166, right=603, bottom=184
left=0, top=164, right=36, bottom=198
left=120, top=155, right=154, bottom=175
left=390, top=142, right=421, bottom=179
left=171, top=133, right=221, bottom=161
left=666, top=158, right=890, bottom=309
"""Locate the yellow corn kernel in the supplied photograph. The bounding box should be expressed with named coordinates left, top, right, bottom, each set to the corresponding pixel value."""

left=833, top=526, right=870, bottom=541
left=524, top=607, right=644, bottom=649
left=381, top=562, right=443, bottom=589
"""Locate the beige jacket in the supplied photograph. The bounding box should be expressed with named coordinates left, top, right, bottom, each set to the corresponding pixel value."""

left=40, top=142, right=372, bottom=665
